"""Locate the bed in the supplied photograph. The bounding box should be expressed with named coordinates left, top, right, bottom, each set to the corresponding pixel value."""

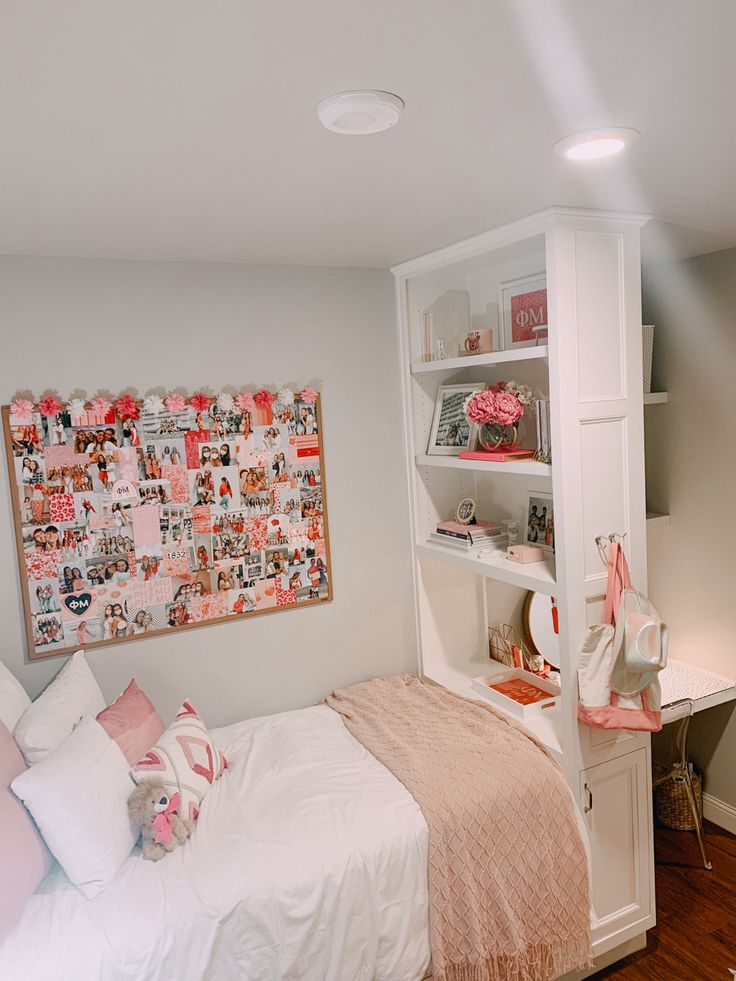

left=0, top=705, right=432, bottom=981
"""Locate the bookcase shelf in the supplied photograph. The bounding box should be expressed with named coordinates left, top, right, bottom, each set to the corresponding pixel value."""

left=395, top=208, right=656, bottom=956
left=425, top=658, right=563, bottom=757
left=415, top=541, right=557, bottom=594
left=410, top=345, right=549, bottom=375
left=415, top=453, right=552, bottom=478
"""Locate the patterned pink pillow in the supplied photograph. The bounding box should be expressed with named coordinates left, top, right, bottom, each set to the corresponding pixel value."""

left=0, top=721, right=51, bottom=940
left=130, top=701, right=227, bottom=824
left=96, top=679, right=165, bottom=766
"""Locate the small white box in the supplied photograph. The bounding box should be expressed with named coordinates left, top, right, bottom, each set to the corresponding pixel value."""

left=472, top=668, right=560, bottom=720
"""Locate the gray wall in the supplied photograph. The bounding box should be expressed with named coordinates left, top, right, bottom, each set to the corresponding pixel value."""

left=643, top=247, right=736, bottom=807
left=0, top=256, right=416, bottom=726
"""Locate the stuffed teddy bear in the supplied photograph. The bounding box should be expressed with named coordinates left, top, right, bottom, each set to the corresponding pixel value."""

left=128, top=779, right=194, bottom=861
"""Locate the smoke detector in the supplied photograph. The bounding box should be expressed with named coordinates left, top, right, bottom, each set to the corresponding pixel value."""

left=316, top=90, right=404, bottom=135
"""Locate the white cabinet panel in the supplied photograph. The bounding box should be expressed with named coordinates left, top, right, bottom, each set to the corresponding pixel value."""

left=580, top=749, right=654, bottom=942
left=579, top=416, right=629, bottom=581
left=574, top=230, right=625, bottom=402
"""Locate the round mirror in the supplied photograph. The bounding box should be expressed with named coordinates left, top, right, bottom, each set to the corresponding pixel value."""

left=522, top=591, right=560, bottom=668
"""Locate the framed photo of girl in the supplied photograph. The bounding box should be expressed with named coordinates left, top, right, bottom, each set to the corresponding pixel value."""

left=427, top=383, right=482, bottom=456
left=498, top=273, right=548, bottom=350
left=524, top=490, right=555, bottom=553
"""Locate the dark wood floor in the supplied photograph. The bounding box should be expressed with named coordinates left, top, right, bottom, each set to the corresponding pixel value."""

left=592, top=819, right=736, bottom=980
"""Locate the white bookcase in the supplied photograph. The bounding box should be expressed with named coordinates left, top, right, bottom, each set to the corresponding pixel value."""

left=393, top=208, right=656, bottom=969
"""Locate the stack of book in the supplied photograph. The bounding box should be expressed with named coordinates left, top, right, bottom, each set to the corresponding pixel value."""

left=430, top=519, right=508, bottom=551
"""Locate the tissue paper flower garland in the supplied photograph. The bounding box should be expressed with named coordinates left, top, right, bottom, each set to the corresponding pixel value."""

left=8, top=386, right=319, bottom=419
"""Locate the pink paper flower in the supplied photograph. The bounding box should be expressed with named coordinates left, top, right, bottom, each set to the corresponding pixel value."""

left=91, top=396, right=112, bottom=417
left=190, top=392, right=211, bottom=413
left=254, top=389, right=274, bottom=408
left=115, top=394, right=139, bottom=419
left=10, top=398, right=34, bottom=420
left=493, top=391, right=523, bottom=426
left=165, top=392, right=186, bottom=413
left=38, top=395, right=62, bottom=417
left=464, top=389, right=498, bottom=425
left=235, top=392, right=255, bottom=413
left=299, top=386, right=318, bottom=404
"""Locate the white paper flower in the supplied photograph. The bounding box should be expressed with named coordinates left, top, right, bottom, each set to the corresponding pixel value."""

left=68, top=397, right=86, bottom=419
left=217, top=392, right=235, bottom=414
left=143, top=394, right=165, bottom=415
left=276, top=386, right=295, bottom=408
left=505, top=380, right=535, bottom=406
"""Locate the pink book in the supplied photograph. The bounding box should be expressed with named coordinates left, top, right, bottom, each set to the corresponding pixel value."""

left=458, top=448, right=534, bottom=462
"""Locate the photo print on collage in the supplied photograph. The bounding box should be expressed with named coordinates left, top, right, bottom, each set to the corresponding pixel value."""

left=3, top=387, right=331, bottom=659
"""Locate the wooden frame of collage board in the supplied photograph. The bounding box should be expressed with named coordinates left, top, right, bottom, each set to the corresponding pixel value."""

left=2, top=394, right=332, bottom=661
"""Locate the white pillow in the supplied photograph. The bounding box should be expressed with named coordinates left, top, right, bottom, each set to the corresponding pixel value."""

left=14, top=651, right=105, bottom=765
left=11, top=716, right=136, bottom=899
left=0, top=659, right=31, bottom=732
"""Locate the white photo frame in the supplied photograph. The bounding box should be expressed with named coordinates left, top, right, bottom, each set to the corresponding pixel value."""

left=499, top=273, right=548, bottom=350
left=426, top=383, right=482, bottom=456
left=524, top=490, right=554, bottom=553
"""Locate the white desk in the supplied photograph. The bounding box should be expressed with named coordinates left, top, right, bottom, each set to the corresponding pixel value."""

left=660, top=658, right=736, bottom=722
left=655, top=658, right=736, bottom=870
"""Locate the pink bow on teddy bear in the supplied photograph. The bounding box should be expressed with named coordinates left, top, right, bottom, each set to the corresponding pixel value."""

left=152, top=792, right=182, bottom=845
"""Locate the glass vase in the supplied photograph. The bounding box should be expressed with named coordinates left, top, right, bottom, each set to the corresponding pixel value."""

left=477, top=422, right=518, bottom=452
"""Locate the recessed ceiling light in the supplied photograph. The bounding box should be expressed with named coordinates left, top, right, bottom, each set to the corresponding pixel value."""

left=316, top=90, right=404, bottom=135
left=553, top=128, right=639, bottom=161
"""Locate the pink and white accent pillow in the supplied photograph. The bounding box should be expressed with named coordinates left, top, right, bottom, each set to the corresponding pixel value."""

left=130, top=701, right=227, bottom=823
left=96, top=680, right=165, bottom=766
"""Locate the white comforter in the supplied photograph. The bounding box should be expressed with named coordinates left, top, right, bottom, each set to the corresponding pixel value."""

left=0, top=705, right=431, bottom=981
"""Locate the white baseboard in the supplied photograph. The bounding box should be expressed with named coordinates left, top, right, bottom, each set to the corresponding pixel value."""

left=702, top=792, right=736, bottom=835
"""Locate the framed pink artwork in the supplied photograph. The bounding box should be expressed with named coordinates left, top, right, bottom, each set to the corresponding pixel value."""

left=2, top=387, right=331, bottom=660
left=499, top=274, right=549, bottom=349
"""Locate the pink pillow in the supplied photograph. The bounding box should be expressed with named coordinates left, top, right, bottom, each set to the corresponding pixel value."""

left=0, top=721, right=51, bottom=940
left=96, top=680, right=165, bottom=766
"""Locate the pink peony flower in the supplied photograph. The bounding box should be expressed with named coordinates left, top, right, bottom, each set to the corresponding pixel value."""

left=38, top=395, right=62, bottom=417
left=464, top=389, right=498, bottom=425
left=165, top=392, right=186, bottom=413
left=190, top=392, right=211, bottom=413
left=235, top=392, right=255, bottom=413
left=254, top=389, right=274, bottom=408
left=116, top=394, right=139, bottom=419
left=492, top=391, right=523, bottom=426
left=10, top=398, right=35, bottom=420
left=299, top=386, right=318, bottom=404
left=91, top=396, right=112, bottom=417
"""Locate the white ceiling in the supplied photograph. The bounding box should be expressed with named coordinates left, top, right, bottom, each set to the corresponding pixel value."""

left=2, top=0, right=735, bottom=268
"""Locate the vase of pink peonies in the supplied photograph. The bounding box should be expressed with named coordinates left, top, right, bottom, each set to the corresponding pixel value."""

left=463, top=381, right=534, bottom=452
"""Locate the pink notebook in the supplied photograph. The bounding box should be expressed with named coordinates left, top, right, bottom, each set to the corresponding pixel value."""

left=459, top=448, right=534, bottom=462
left=436, top=519, right=502, bottom=535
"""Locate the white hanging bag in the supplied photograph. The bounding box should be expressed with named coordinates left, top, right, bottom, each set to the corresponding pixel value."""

left=577, top=541, right=667, bottom=731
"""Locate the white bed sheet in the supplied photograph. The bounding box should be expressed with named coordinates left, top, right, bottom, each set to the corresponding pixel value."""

left=0, top=705, right=431, bottom=981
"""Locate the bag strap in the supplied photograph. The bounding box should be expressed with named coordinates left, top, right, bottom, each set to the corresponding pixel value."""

left=603, top=542, right=632, bottom=625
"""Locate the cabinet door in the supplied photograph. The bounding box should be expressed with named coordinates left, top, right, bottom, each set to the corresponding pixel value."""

left=580, top=748, right=655, bottom=949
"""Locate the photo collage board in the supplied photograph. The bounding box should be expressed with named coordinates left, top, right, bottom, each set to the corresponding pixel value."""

left=2, top=392, right=331, bottom=660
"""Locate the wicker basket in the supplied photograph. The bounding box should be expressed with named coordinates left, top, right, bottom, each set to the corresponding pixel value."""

left=654, top=769, right=703, bottom=831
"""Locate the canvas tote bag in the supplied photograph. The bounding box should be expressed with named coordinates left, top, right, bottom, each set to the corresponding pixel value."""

left=577, top=542, right=666, bottom=732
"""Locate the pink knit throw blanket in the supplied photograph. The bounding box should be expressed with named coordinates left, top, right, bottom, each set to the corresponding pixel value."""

left=325, top=675, right=592, bottom=981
